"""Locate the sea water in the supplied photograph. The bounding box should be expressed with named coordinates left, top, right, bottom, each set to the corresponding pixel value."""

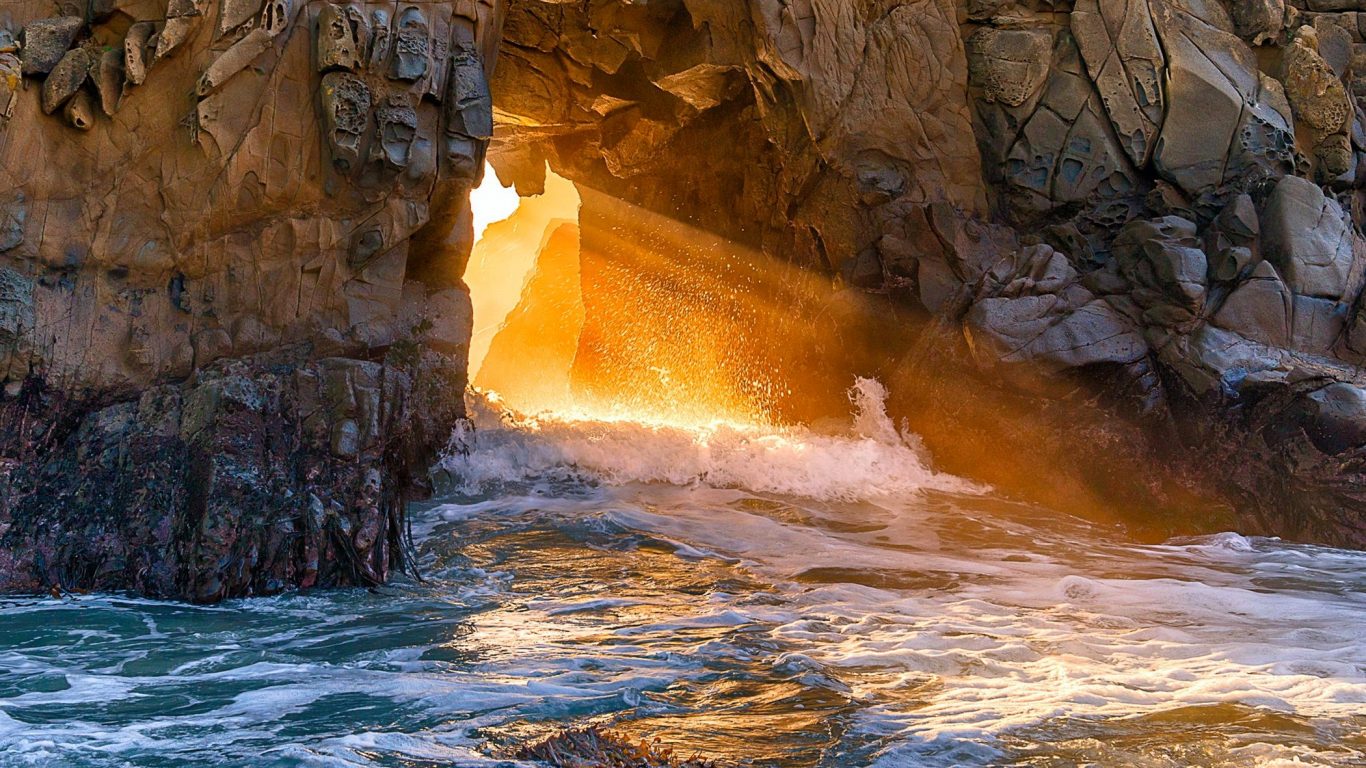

left=1, top=382, right=1362, bottom=766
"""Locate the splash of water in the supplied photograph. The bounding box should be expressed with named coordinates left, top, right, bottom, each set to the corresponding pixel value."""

left=438, top=379, right=978, bottom=502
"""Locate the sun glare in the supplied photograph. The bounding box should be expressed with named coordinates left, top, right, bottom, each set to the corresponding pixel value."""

left=464, top=167, right=894, bottom=433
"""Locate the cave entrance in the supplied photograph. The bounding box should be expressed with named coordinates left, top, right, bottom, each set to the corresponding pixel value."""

left=462, top=164, right=904, bottom=427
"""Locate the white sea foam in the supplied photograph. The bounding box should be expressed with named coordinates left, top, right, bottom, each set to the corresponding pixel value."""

left=5, top=380, right=1365, bottom=767
left=438, top=378, right=978, bottom=501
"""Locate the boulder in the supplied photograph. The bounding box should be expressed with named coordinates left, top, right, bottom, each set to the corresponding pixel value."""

left=1290, top=294, right=1348, bottom=355
left=19, top=17, right=83, bottom=76
left=1231, top=0, right=1286, bottom=45
left=41, top=48, right=91, bottom=115
left=1300, top=382, right=1366, bottom=455
left=1281, top=26, right=1355, bottom=178
left=1113, top=216, right=1208, bottom=323
left=966, top=294, right=1148, bottom=373
left=1212, top=260, right=1292, bottom=347
left=1153, top=9, right=1296, bottom=195
left=1261, top=175, right=1355, bottom=299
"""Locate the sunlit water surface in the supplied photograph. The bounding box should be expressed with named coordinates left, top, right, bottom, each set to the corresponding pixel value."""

left=2, top=384, right=1364, bottom=767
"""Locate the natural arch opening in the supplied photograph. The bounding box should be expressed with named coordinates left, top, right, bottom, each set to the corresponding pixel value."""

left=463, top=164, right=906, bottom=427
left=448, top=0, right=1224, bottom=537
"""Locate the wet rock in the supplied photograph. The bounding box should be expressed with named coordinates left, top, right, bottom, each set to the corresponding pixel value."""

left=0, top=354, right=447, bottom=601
left=1300, top=382, right=1366, bottom=455
left=19, top=17, right=83, bottom=76
left=1261, top=175, right=1355, bottom=299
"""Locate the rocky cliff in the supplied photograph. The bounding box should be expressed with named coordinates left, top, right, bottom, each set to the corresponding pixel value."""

left=4, top=0, right=1366, bottom=603
left=490, top=0, right=1366, bottom=547
left=0, top=0, right=499, bottom=600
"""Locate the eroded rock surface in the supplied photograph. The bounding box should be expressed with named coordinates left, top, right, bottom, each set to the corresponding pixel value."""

left=7, top=0, right=1366, bottom=599
left=488, top=0, right=1366, bottom=549
left=0, top=0, right=497, bottom=601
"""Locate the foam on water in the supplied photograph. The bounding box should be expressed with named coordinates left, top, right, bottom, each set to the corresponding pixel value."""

left=2, top=379, right=1364, bottom=766
left=438, top=378, right=978, bottom=502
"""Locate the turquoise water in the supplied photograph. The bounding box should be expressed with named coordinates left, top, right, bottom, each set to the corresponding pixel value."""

left=2, top=389, right=1364, bottom=767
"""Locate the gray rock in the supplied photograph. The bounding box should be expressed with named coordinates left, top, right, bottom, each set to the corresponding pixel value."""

left=372, top=92, right=418, bottom=170
left=1290, top=294, right=1348, bottom=355
left=1002, top=34, right=1140, bottom=214
left=320, top=71, right=372, bottom=173
left=1301, top=383, right=1366, bottom=455
left=1071, top=0, right=1165, bottom=167
left=1153, top=16, right=1296, bottom=195
left=1212, top=261, right=1292, bottom=346
left=1261, top=175, right=1355, bottom=299
left=19, top=17, right=83, bottom=76
left=1113, top=216, right=1208, bottom=321
left=388, top=6, right=429, bottom=82
left=966, top=293, right=1147, bottom=373
left=1162, top=325, right=1290, bottom=396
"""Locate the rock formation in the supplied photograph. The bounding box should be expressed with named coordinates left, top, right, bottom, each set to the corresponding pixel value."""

left=0, top=0, right=500, bottom=601
left=488, top=0, right=1366, bottom=548
left=5, top=0, right=1366, bottom=603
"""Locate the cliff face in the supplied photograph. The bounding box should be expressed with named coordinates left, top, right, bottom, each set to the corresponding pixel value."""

left=491, top=0, right=1366, bottom=547
left=4, top=0, right=1366, bottom=602
left=0, top=0, right=499, bottom=600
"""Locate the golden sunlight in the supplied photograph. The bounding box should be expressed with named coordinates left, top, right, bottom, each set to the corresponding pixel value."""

left=464, top=165, right=581, bottom=379
left=464, top=169, right=902, bottom=431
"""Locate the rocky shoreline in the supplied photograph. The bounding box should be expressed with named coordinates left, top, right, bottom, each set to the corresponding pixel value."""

left=2, top=0, right=1366, bottom=602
